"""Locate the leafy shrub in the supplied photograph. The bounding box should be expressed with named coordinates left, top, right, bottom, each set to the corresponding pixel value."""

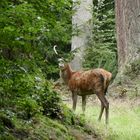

left=0, top=59, right=45, bottom=107
left=17, top=96, right=43, bottom=119
left=0, top=58, right=75, bottom=122
left=0, top=59, right=54, bottom=120
left=0, top=0, right=72, bottom=79
left=40, top=83, right=63, bottom=119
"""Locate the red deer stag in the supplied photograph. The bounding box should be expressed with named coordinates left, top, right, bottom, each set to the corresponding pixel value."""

left=54, top=46, right=112, bottom=124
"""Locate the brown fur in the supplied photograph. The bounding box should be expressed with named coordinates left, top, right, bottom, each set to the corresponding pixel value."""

left=59, top=63, right=112, bottom=124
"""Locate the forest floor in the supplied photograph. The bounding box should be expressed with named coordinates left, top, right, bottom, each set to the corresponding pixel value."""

left=58, top=86, right=140, bottom=140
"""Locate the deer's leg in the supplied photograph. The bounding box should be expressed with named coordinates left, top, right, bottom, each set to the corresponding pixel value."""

left=72, top=92, right=77, bottom=111
left=96, top=93, right=109, bottom=124
left=104, top=96, right=109, bottom=125
left=98, top=102, right=104, bottom=121
left=82, top=95, right=86, bottom=113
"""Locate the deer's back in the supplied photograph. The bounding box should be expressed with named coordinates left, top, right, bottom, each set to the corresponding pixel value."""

left=68, top=68, right=112, bottom=95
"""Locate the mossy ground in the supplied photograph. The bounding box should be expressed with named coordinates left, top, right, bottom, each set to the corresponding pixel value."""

left=0, top=108, right=100, bottom=140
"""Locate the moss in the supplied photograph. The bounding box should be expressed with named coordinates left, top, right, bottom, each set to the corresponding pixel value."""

left=26, top=115, right=75, bottom=140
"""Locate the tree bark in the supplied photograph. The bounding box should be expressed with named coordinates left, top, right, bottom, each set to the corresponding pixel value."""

left=71, top=0, right=93, bottom=70
left=115, top=0, right=140, bottom=85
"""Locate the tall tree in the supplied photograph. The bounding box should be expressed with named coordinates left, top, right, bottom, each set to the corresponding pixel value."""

left=71, top=0, right=93, bottom=70
left=115, top=0, right=140, bottom=85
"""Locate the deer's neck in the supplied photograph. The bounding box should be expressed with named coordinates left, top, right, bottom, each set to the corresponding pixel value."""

left=61, top=64, right=73, bottom=85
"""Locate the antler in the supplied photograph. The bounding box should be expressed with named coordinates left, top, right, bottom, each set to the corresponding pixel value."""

left=53, top=45, right=64, bottom=61
left=53, top=45, right=58, bottom=55
left=53, top=45, right=65, bottom=64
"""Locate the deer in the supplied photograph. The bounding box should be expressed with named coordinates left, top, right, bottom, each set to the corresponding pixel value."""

left=54, top=45, right=112, bottom=124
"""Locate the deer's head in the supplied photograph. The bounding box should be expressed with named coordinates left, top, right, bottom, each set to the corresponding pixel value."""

left=53, top=45, right=72, bottom=84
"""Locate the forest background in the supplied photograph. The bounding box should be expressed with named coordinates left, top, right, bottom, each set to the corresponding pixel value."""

left=0, top=0, right=140, bottom=139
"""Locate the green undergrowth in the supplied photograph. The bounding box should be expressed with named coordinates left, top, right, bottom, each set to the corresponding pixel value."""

left=0, top=108, right=100, bottom=140
left=0, top=114, right=73, bottom=140
left=0, top=59, right=100, bottom=140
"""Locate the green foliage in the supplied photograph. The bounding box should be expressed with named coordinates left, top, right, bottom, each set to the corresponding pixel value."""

left=83, top=0, right=117, bottom=78
left=61, top=104, right=75, bottom=125
left=17, top=96, right=43, bottom=119
left=0, top=59, right=45, bottom=107
left=0, top=0, right=72, bottom=79
left=40, top=84, right=63, bottom=119
left=0, top=0, right=73, bottom=119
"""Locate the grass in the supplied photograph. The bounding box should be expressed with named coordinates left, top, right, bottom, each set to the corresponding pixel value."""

left=67, top=97, right=140, bottom=140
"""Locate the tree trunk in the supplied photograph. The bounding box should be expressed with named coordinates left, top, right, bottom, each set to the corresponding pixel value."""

left=115, top=0, right=140, bottom=86
left=71, top=0, right=93, bottom=70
